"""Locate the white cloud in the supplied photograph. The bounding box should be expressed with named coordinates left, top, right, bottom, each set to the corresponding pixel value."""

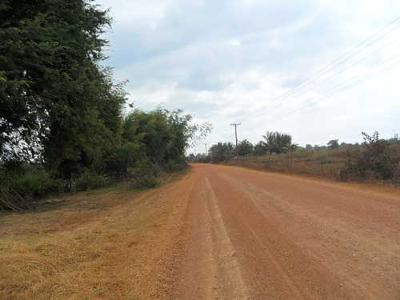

left=96, top=0, right=400, bottom=153
left=99, top=0, right=171, bottom=28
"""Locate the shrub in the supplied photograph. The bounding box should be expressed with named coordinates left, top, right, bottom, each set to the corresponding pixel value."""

left=164, top=159, right=187, bottom=172
left=0, top=166, right=63, bottom=210
left=393, top=162, right=400, bottom=184
left=340, top=132, right=398, bottom=181
left=128, top=160, right=159, bottom=188
left=237, top=140, right=254, bottom=156
left=105, top=142, right=146, bottom=178
left=209, top=142, right=234, bottom=162
left=254, top=141, right=268, bottom=155
left=75, top=172, right=110, bottom=191
left=263, top=131, right=293, bottom=154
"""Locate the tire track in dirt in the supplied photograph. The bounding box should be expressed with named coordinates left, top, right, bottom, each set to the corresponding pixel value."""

left=204, top=177, right=249, bottom=299
left=178, top=164, right=400, bottom=299
left=216, top=170, right=400, bottom=299
left=173, top=172, right=248, bottom=299
left=205, top=169, right=358, bottom=299
left=3, top=164, right=400, bottom=299
left=218, top=173, right=377, bottom=298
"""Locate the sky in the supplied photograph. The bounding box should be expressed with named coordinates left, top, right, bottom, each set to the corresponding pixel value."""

left=95, top=0, right=400, bottom=153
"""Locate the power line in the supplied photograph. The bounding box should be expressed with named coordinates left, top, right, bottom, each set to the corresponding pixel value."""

left=291, top=17, right=400, bottom=89
left=269, top=16, right=400, bottom=106
left=282, top=55, right=400, bottom=119
left=287, top=53, right=400, bottom=112
left=316, top=17, right=400, bottom=70
left=273, top=36, right=400, bottom=112
left=256, top=19, right=400, bottom=122
left=285, top=32, right=400, bottom=100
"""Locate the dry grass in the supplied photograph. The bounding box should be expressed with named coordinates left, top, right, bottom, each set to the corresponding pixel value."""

left=0, top=171, right=189, bottom=299
left=226, top=149, right=347, bottom=180
left=227, top=145, right=400, bottom=185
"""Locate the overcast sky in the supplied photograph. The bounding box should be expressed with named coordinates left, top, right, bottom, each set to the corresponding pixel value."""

left=96, top=0, right=400, bottom=152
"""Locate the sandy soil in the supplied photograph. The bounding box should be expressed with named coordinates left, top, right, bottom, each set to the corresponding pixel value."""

left=1, top=164, right=400, bottom=299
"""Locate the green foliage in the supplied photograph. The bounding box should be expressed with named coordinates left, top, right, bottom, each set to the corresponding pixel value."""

left=104, top=109, right=196, bottom=188
left=204, top=131, right=400, bottom=185
left=6, top=170, right=62, bottom=198
left=75, top=171, right=110, bottom=191
left=327, top=139, right=339, bottom=150
left=0, top=0, right=125, bottom=180
left=105, top=142, right=146, bottom=177
left=263, top=131, right=293, bottom=154
left=340, top=132, right=399, bottom=181
left=237, top=139, right=254, bottom=156
left=128, top=159, right=159, bottom=188
left=254, top=141, right=268, bottom=155
left=209, top=142, right=234, bottom=162
left=305, top=144, right=313, bottom=152
left=0, top=164, right=63, bottom=210
left=121, top=109, right=195, bottom=170
left=0, top=1, right=205, bottom=210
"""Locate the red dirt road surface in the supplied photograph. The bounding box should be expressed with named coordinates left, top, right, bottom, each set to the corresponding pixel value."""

left=173, top=164, right=400, bottom=299
left=1, top=163, right=400, bottom=299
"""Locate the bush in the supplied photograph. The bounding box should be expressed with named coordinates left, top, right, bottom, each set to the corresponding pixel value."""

left=263, top=131, right=293, bottom=154
left=9, top=172, right=63, bottom=198
left=340, top=132, right=399, bottom=181
left=254, top=142, right=268, bottom=155
left=128, top=160, right=159, bottom=188
left=393, top=162, right=400, bottom=184
left=209, top=142, right=234, bottom=162
left=0, top=166, right=63, bottom=210
left=105, top=142, right=146, bottom=178
left=237, top=140, right=254, bottom=156
left=75, top=172, right=110, bottom=191
left=164, top=159, right=187, bottom=172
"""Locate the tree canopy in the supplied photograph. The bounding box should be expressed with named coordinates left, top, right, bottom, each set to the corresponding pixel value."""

left=209, top=142, right=234, bottom=162
left=0, top=1, right=204, bottom=210
left=0, top=0, right=125, bottom=180
left=327, top=139, right=339, bottom=150
left=263, top=131, right=293, bottom=154
left=236, top=139, right=254, bottom=156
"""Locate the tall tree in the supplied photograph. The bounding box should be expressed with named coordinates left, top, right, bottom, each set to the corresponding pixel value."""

left=254, top=141, right=268, bottom=155
left=0, top=0, right=125, bottom=179
left=327, top=139, right=339, bottom=150
left=120, top=109, right=195, bottom=171
left=263, top=131, right=293, bottom=154
left=209, top=142, right=234, bottom=162
left=237, top=139, right=253, bottom=156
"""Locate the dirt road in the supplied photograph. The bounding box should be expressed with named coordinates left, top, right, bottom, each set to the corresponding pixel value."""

left=1, top=164, right=400, bottom=299
left=170, top=164, right=400, bottom=299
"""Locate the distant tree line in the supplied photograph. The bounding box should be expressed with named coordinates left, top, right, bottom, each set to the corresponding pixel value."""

left=188, top=131, right=297, bottom=163
left=0, top=1, right=201, bottom=210
left=188, top=131, right=400, bottom=184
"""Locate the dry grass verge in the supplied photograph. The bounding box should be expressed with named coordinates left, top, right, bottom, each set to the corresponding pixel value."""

left=0, top=171, right=190, bottom=299
left=225, top=150, right=346, bottom=180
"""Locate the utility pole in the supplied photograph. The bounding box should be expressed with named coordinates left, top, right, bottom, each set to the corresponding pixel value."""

left=230, top=123, right=241, bottom=156
left=204, top=143, right=208, bottom=155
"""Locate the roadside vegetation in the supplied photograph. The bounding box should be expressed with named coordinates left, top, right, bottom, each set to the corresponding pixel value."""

left=0, top=1, right=204, bottom=210
left=189, top=131, right=400, bottom=185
